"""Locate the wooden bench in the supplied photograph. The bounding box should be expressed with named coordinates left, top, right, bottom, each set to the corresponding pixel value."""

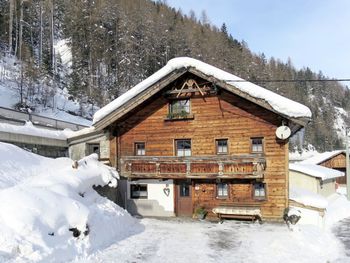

left=212, top=203, right=262, bottom=223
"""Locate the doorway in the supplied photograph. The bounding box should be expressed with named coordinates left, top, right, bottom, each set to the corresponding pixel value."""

left=176, top=180, right=193, bottom=216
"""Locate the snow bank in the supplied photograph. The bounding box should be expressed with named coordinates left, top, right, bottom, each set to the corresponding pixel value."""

left=289, top=163, right=344, bottom=180
left=0, top=143, right=141, bottom=262
left=325, top=193, right=350, bottom=228
left=290, top=186, right=328, bottom=209
left=0, top=142, right=53, bottom=189
left=93, top=57, right=312, bottom=124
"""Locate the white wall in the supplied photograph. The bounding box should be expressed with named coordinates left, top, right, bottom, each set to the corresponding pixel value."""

left=127, top=179, right=174, bottom=215
left=289, top=170, right=318, bottom=193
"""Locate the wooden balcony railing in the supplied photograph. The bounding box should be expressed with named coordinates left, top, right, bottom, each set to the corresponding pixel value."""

left=120, top=155, right=266, bottom=179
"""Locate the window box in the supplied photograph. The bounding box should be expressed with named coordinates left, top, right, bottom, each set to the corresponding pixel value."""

left=165, top=113, right=194, bottom=121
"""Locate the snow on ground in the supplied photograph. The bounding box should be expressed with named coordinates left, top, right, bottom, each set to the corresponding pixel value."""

left=93, top=57, right=311, bottom=125
left=334, top=106, right=348, bottom=140
left=77, top=218, right=345, bottom=263
left=0, top=54, right=94, bottom=126
left=290, top=186, right=328, bottom=209
left=326, top=192, right=350, bottom=228
left=0, top=142, right=141, bottom=262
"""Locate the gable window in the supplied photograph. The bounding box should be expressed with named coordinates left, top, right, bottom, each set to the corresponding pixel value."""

left=130, top=184, right=148, bottom=199
left=217, top=182, right=228, bottom=198
left=175, top=139, right=191, bottom=157
left=135, top=142, right=145, bottom=156
left=216, top=139, right=228, bottom=154
left=169, top=99, right=190, bottom=118
left=253, top=183, right=266, bottom=200
left=251, top=137, right=264, bottom=153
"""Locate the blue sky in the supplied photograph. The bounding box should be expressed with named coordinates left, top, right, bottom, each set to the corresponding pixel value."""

left=166, top=0, right=350, bottom=83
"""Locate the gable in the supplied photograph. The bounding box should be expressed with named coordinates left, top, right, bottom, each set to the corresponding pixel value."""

left=93, top=57, right=311, bottom=132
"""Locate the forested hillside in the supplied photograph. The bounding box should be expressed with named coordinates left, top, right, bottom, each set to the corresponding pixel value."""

left=0, top=0, right=349, bottom=151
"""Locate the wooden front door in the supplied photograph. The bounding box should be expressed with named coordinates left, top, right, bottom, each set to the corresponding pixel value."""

left=176, top=180, right=193, bottom=216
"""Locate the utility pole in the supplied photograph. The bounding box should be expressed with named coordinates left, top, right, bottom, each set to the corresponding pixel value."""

left=346, top=127, right=350, bottom=200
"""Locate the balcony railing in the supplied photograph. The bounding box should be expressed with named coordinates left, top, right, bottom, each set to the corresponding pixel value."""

left=120, top=155, right=266, bottom=179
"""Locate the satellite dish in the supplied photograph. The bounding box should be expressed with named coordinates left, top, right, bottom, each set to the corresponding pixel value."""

left=276, top=125, right=291, bottom=140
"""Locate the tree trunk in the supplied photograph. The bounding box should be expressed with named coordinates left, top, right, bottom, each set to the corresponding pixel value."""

left=8, top=0, right=14, bottom=54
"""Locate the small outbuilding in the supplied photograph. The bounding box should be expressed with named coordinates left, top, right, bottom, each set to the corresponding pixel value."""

left=300, top=150, right=346, bottom=184
left=289, top=163, right=344, bottom=197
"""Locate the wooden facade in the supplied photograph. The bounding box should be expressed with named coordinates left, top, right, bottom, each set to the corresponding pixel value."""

left=318, top=152, right=347, bottom=184
left=103, top=70, right=301, bottom=221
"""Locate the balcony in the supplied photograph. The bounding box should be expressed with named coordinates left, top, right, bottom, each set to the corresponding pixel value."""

left=120, top=155, right=266, bottom=179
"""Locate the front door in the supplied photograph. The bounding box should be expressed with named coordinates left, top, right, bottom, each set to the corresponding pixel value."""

left=176, top=180, right=193, bottom=216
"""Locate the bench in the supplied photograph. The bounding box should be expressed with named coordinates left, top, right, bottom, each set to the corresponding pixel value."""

left=212, top=203, right=262, bottom=223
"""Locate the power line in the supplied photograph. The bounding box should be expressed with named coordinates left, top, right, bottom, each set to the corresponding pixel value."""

left=225, top=78, right=350, bottom=83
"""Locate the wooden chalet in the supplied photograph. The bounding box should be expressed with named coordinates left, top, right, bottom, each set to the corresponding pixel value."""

left=81, top=57, right=311, bottom=221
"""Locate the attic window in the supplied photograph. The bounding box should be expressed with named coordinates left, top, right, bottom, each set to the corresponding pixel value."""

left=168, top=99, right=190, bottom=119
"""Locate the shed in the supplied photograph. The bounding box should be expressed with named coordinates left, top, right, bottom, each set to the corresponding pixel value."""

left=289, top=163, right=344, bottom=197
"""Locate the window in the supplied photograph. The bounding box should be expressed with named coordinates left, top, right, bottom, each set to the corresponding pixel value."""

left=88, top=143, right=100, bottom=157
left=216, top=139, right=228, bottom=154
left=179, top=183, right=190, bottom=197
left=251, top=137, right=264, bottom=153
left=175, top=139, right=191, bottom=156
left=135, top=142, right=145, bottom=156
left=217, top=183, right=228, bottom=198
left=169, top=99, right=190, bottom=117
left=130, top=184, right=148, bottom=199
left=253, top=183, right=266, bottom=199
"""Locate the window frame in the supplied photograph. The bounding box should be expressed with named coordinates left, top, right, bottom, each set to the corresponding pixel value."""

left=175, top=139, right=192, bottom=157
left=253, top=182, right=266, bottom=200
left=130, top=184, right=148, bottom=199
left=251, top=137, right=264, bottom=153
left=134, top=142, right=146, bottom=156
left=216, top=138, right=229, bottom=155
left=216, top=182, right=229, bottom=199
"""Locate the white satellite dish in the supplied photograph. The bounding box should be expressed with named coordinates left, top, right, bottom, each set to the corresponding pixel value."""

left=275, top=125, right=291, bottom=140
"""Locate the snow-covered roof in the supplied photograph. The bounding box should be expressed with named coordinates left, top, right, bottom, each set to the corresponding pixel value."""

left=93, top=57, right=312, bottom=126
left=289, top=163, right=344, bottom=181
left=0, top=121, right=73, bottom=140
left=289, top=186, right=328, bottom=209
left=300, top=150, right=345, bottom=165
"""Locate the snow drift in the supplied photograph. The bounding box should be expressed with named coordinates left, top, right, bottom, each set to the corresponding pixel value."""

left=0, top=142, right=142, bottom=262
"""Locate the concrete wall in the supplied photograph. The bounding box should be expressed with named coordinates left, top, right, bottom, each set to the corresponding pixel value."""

left=289, top=170, right=318, bottom=193
left=318, top=178, right=336, bottom=197
left=120, top=179, right=175, bottom=217
left=69, top=131, right=110, bottom=161
left=289, top=170, right=336, bottom=197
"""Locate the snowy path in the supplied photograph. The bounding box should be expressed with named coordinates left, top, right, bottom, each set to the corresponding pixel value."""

left=74, top=218, right=346, bottom=263
left=333, top=217, right=350, bottom=262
